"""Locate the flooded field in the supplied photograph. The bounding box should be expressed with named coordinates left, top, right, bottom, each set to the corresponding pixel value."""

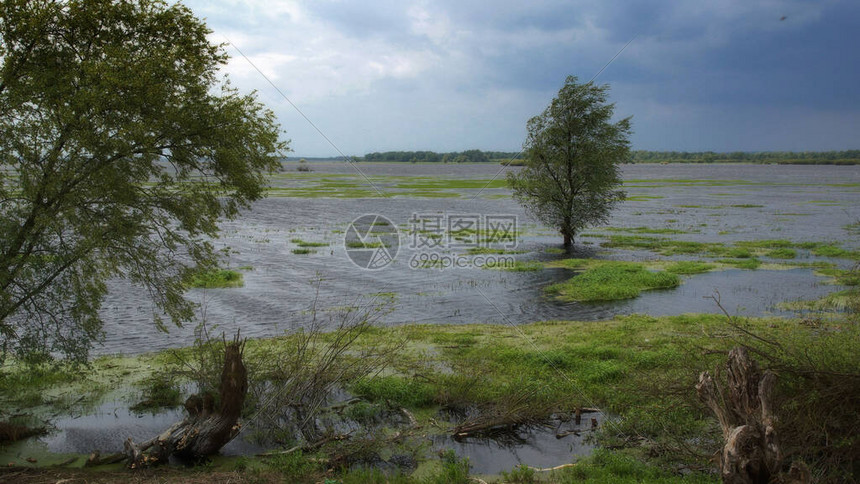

left=6, top=162, right=857, bottom=477
left=97, top=162, right=860, bottom=355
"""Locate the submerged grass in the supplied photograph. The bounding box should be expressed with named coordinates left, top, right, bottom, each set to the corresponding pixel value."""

left=767, top=248, right=797, bottom=259
left=779, top=288, right=859, bottom=312
left=483, top=260, right=543, bottom=271
left=290, top=238, right=329, bottom=248
left=545, top=260, right=680, bottom=302
left=465, top=247, right=527, bottom=255
left=604, top=226, right=692, bottom=235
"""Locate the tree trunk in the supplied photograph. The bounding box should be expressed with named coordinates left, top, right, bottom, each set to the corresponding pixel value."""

left=696, top=347, right=798, bottom=484
left=563, top=233, right=572, bottom=248
left=123, top=336, right=247, bottom=468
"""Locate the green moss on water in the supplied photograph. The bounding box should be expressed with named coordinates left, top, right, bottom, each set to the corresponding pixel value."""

left=291, top=248, right=316, bottom=255
left=545, top=260, right=681, bottom=302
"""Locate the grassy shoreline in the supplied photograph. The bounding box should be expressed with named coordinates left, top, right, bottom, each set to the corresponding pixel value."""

left=2, top=307, right=857, bottom=482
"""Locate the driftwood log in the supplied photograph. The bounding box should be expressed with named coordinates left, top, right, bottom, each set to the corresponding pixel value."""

left=123, top=337, right=248, bottom=468
left=696, top=347, right=803, bottom=484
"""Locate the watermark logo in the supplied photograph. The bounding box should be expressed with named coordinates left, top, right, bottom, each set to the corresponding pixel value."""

left=406, top=213, right=519, bottom=270
left=408, top=213, right=517, bottom=250
left=344, top=214, right=400, bottom=270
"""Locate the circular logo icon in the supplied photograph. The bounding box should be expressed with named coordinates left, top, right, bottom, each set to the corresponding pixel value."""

left=344, top=214, right=400, bottom=270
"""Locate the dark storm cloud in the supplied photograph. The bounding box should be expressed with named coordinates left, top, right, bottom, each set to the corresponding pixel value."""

left=185, top=0, right=860, bottom=155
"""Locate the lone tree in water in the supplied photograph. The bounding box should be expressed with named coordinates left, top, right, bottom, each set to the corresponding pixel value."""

left=0, top=0, right=286, bottom=363
left=508, top=76, right=630, bottom=248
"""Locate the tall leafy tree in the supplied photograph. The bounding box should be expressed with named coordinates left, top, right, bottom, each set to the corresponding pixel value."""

left=508, top=76, right=630, bottom=248
left=0, top=0, right=287, bottom=362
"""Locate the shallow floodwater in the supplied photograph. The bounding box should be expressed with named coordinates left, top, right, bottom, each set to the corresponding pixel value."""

left=96, top=163, right=860, bottom=355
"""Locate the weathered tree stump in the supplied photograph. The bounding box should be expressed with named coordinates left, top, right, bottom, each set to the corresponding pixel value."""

left=696, top=347, right=798, bottom=484
left=123, top=336, right=248, bottom=468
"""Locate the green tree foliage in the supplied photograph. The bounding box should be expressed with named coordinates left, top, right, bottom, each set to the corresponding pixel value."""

left=361, top=149, right=511, bottom=163
left=0, top=0, right=287, bottom=362
left=507, top=76, right=630, bottom=247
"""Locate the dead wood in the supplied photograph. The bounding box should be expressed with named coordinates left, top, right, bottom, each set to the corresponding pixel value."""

left=114, top=334, right=248, bottom=468
left=697, top=347, right=806, bottom=484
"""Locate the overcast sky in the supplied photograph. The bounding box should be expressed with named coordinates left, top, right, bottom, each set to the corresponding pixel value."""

left=182, top=0, right=860, bottom=157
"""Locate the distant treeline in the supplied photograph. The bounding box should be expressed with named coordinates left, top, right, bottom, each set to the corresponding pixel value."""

left=630, top=150, right=860, bottom=165
left=361, top=150, right=518, bottom=163
left=295, top=150, right=860, bottom=165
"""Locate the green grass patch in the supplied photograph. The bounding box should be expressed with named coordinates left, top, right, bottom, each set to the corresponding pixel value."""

left=555, top=449, right=716, bottom=483
left=723, top=247, right=752, bottom=258
left=664, top=261, right=716, bottom=275
left=812, top=244, right=860, bottom=259
left=717, top=258, right=761, bottom=270
left=545, top=260, right=681, bottom=302
left=291, top=248, right=316, bottom=255
left=189, top=269, right=244, bottom=289
left=767, top=248, right=797, bottom=259
left=351, top=376, right=436, bottom=408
